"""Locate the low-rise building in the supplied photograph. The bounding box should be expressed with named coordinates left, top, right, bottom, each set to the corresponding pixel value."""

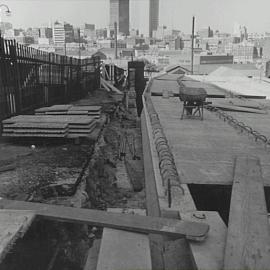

left=97, top=39, right=127, bottom=49
left=225, top=41, right=254, bottom=63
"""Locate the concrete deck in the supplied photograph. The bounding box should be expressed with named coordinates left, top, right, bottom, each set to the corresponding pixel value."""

left=151, top=95, right=270, bottom=185
left=143, top=74, right=270, bottom=269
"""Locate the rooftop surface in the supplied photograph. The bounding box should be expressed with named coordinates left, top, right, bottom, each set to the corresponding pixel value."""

left=189, top=66, right=270, bottom=98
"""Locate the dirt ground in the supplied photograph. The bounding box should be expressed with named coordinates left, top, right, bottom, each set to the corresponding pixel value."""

left=0, top=89, right=119, bottom=201
left=0, top=140, right=92, bottom=200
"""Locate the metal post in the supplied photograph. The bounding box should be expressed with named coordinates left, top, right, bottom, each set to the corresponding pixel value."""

left=191, top=16, right=195, bottom=75
left=114, top=22, right=117, bottom=59
left=0, top=4, right=12, bottom=37
left=64, top=36, right=66, bottom=57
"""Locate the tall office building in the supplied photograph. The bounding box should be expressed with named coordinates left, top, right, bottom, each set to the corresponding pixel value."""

left=149, top=0, right=159, bottom=38
left=83, top=24, right=96, bottom=39
left=110, top=0, right=129, bottom=36
left=53, top=21, right=65, bottom=45
left=64, top=23, right=74, bottom=43
left=40, top=27, right=53, bottom=39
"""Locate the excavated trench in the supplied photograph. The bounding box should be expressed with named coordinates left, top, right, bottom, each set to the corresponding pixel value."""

left=0, top=106, right=145, bottom=270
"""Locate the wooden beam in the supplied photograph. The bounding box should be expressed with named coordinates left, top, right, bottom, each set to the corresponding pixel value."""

left=100, top=78, right=123, bottom=94
left=0, top=199, right=209, bottom=240
left=83, top=240, right=101, bottom=270
left=96, top=209, right=152, bottom=270
left=208, top=103, right=267, bottom=114
left=100, top=78, right=111, bottom=92
left=224, top=156, right=270, bottom=270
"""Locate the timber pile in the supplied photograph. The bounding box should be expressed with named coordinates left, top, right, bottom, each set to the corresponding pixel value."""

left=35, top=105, right=102, bottom=118
left=2, top=115, right=97, bottom=138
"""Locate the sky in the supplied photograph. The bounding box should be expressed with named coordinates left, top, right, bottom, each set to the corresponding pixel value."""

left=1, top=0, right=270, bottom=35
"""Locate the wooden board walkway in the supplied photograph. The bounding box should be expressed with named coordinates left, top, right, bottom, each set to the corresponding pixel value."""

left=224, top=156, right=270, bottom=269
left=0, top=199, right=209, bottom=240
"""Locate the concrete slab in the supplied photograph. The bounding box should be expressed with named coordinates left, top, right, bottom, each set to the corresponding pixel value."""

left=151, top=96, right=270, bottom=185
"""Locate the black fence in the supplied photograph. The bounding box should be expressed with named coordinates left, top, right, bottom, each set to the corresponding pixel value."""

left=0, top=36, right=100, bottom=121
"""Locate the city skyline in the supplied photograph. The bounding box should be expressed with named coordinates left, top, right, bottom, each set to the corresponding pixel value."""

left=1, top=0, right=270, bottom=35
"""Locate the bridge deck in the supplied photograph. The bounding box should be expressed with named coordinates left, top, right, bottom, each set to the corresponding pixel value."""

left=149, top=74, right=270, bottom=186
left=144, top=75, right=270, bottom=269
left=151, top=95, right=270, bottom=185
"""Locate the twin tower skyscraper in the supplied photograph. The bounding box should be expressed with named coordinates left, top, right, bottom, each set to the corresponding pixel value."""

left=109, top=0, right=159, bottom=37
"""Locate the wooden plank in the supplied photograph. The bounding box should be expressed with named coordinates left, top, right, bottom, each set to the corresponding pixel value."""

left=100, top=78, right=123, bottom=94
left=0, top=210, right=36, bottom=263
left=224, top=156, right=270, bottom=270
left=2, top=133, right=68, bottom=138
left=8, top=122, right=68, bottom=129
left=47, top=104, right=72, bottom=111
left=3, top=115, right=95, bottom=124
left=96, top=208, right=152, bottom=270
left=45, top=111, right=68, bottom=115
left=208, top=103, right=267, bottom=114
left=70, top=106, right=101, bottom=112
left=0, top=199, right=209, bottom=240
left=12, top=129, right=68, bottom=134
left=0, top=164, right=16, bottom=173
left=34, top=107, right=50, bottom=113
left=67, top=111, right=89, bottom=115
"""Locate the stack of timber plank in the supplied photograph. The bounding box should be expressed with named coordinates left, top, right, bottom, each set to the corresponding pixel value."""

left=2, top=115, right=97, bottom=138
left=67, top=117, right=97, bottom=138
left=35, top=105, right=101, bottom=119
left=35, top=105, right=73, bottom=115
left=2, top=122, right=69, bottom=138
left=69, top=106, right=101, bottom=118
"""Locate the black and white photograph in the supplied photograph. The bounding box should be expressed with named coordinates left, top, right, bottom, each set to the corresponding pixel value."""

left=0, top=0, right=270, bottom=269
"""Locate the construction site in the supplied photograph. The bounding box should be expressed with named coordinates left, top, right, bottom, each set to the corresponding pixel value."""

left=1, top=27, right=270, bottom=270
